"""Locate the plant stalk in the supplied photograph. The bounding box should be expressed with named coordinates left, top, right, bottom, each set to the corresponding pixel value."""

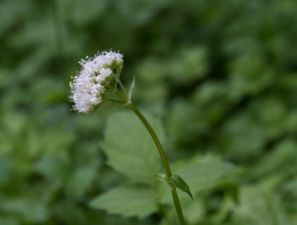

left=127, top=103, right=186, bottom=225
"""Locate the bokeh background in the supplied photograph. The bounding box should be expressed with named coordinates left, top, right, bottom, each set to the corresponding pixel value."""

left=1, top=0, right=297, bottom=224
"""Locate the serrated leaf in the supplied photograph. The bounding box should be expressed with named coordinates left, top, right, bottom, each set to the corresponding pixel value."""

left=101, top=111, right=164, bottom=184
left=90, top=186, right=158, bottom=219
left=169, top=174, right=193, bottom=199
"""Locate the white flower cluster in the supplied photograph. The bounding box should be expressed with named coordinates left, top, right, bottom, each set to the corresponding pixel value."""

left=70, top=51, right=123, bottom=113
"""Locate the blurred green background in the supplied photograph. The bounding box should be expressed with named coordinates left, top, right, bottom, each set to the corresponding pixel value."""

left=1, top=0, right=297, bottom=224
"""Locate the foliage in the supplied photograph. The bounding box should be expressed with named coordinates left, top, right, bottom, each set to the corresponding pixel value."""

left=101, top=111, right=163, bottom=184
left=1, top=0, right=297, bottom=224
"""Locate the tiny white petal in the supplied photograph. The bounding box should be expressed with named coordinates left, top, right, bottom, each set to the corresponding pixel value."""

left=70, top=51, right=123, bottom=113
left=95, top=68, right=112, bottom=82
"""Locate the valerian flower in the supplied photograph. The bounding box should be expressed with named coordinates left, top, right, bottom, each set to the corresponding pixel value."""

left=69, top=50, right=188, bottom=225
left=70, top=51, right=123, bottom=113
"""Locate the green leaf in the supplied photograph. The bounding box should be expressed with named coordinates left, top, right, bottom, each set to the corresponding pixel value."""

left=184, top=199, right=204, bottom=224
left=231, top=186, right=290, bottom=225
left=65, top=164, right=98, bottom=200
left=160, top=156, right=234, bottom=204
left=0, top=216, right=19, bottom=225
left=128, top=76, right=136, bottom=103
left=0, top=196, right=48, bottom=223
left=177, top=156, right=234, bottom=193
left=101, top=111, right=164, bottom=184
left=169, top=174, right=193, bottom=199
left=90, top=186, right=158, bottom=219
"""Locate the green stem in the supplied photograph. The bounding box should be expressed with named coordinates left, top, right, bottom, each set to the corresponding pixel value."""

left=127, top=103, right=186, bottom=225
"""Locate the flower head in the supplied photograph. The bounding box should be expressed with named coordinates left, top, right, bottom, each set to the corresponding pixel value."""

left=70, top=51, right=123, bottom=113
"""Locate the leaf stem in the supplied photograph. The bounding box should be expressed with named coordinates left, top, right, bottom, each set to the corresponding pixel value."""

left=127, top=103, right=186, bottom=225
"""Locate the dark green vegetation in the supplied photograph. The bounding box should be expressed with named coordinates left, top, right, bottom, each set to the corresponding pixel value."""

left=1, top=0, right=297, bottom=224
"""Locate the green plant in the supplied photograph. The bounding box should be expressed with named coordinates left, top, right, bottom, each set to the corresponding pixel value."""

left=69, top=51, right=195, bottom=225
